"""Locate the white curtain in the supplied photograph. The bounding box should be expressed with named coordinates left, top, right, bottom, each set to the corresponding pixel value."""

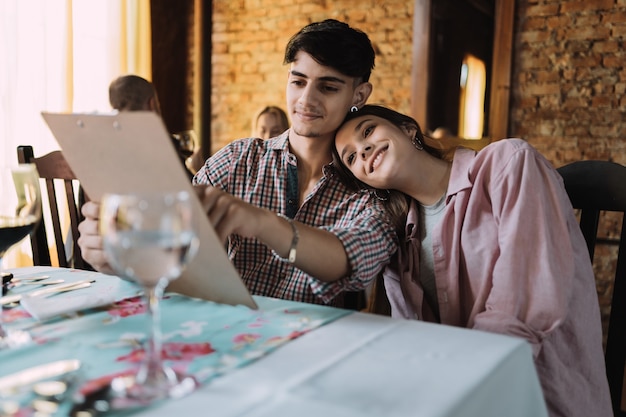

left=0, top=0, right=151, bottom=268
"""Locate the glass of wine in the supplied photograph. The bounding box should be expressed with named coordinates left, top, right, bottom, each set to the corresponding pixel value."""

left=171, top=130, right=198, bottom=159
left=99, top=190, right=199, bottom=405
left=0, top=164, right=42, bottom=283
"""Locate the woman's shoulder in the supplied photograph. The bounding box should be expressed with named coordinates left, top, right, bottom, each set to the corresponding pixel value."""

left=480, top=138, right=534, bottom=155
left=468, top=138, right=542, bottom=166
left=451, top=138, right=548, bottom=183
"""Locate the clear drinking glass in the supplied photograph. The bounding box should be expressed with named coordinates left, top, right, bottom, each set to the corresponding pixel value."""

left=99, top=191, right=199, bottom=405
left=171, top=130, right=198, bottom=159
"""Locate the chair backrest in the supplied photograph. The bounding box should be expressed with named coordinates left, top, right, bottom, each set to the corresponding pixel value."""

left=558, top=160, right=626, bottom=416
left=17, top=145, right=89, bottom=270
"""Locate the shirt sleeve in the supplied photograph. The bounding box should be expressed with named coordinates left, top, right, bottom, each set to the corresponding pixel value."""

left=310, top=199, right=399, bottom=302
left=471, top=145, right=575, bottom=357
left=192, top=142, right=237, bottom=189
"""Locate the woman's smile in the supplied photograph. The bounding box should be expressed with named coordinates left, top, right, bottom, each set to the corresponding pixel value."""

left=370, top=146, right=388, bottom=173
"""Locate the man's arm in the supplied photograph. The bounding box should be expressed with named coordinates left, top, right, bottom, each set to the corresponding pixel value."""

left=198, top=186, right=350, bottom=281
left=78, top=187, right=353, bottom=281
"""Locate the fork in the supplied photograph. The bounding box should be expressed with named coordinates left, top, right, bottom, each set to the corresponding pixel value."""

left=29, top=281, right=95, bottom=299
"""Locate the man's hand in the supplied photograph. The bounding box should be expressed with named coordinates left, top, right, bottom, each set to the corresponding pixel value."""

left=194, top=185, right=349, bottom=282
left=77, top=201, right=115, bottom=275
left=194, top=186, right=273, bottom=243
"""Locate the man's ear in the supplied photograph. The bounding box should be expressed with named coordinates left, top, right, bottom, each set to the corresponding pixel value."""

left=353, top=82, right=373, bottom=108
left=147, top=96, right=162, bottom=114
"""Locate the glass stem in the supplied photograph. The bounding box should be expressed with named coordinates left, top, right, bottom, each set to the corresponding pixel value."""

left=140, top=280, right=166, bottom=385
left=0, top=256, right=8, bottom=297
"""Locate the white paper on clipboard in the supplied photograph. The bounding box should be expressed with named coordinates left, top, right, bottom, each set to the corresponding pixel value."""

left=41, top=111, right=257, bottom=309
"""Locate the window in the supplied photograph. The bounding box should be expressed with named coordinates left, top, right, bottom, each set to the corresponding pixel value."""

left=458, top=54, right=486, bottom=139
left=1, top=0, right=150, bottom=268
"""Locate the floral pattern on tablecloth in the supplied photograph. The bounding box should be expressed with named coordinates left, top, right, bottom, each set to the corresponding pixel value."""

left=0, top=290, right=351, bottom=416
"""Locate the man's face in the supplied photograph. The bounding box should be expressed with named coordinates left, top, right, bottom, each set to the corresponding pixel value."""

left=286, top=51, right=359, bottom=140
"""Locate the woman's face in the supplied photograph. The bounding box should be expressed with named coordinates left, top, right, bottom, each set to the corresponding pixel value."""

left=335, top=115, right=414, bottom=190
left=256, top=113, right=284, bottom=139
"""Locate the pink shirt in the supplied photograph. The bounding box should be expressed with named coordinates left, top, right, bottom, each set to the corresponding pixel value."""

left=384, top=139, right=612, bottom=417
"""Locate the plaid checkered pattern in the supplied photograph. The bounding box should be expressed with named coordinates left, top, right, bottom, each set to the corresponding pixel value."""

left=193, top=132, right=398, bottom=306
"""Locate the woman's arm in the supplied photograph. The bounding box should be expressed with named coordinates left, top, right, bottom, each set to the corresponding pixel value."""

left=472, top=146, right=575, bottom=357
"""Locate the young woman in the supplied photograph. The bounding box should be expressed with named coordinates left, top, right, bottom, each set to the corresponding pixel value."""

left=253, top=105, right=289, bottom=139
left=332, top=104, right=611, bottom=417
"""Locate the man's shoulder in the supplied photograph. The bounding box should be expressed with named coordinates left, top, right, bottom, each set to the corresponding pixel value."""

left=217, top=137, right=265, bottom=154
left=214, top=136, right=286, bottom=158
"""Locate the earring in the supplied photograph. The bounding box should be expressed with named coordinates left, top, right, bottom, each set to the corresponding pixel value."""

left=350, top=106, right=359, bottom=113
left=411, top=133, right=424, bottom=151
left=373, top=188, right=390, bottom=201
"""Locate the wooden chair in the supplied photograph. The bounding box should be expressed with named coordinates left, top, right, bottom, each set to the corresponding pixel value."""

left=17, top=145, right=90, bottom=270
left=558, top=160, right=626, bottom=416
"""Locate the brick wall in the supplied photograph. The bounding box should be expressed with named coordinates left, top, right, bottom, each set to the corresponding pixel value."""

left=511, top=0, right=626, bottom=337
left=510, top=0, right=626, bottom=166
left=210, top=0, right=414, bottom=153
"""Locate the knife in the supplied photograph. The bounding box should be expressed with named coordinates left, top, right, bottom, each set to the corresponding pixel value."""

left=0, top=359, right=81, bottom=393
left=0, top=280, right=94, bottom=305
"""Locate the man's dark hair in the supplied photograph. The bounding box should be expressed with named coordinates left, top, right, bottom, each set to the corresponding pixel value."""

left=109, top=75, right=158, bottom=112
left=284, top=19, right=375, bottom=83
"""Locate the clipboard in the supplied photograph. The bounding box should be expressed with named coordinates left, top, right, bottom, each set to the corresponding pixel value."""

left=41, top=111, right=257, bottom=309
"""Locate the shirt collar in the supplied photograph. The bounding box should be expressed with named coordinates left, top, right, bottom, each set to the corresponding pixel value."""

left=447, top=147, right=478, bottom=197
left=405, top=146, right=477, bottom=240
left=267, top=130, right=291, bottom=151
left=269, top=130, right=338, bottom=178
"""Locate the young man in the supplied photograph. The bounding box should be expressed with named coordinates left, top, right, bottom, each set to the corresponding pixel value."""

left=78, top=20, right=398, bottom=307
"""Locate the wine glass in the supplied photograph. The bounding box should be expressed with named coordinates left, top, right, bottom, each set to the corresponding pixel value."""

left=0, top=164, right=41, bottom=349
left=99, top=191, right=199, bottom=405
left=171, top=130, right=198, bottom=159
left=0, top=164, right=42, bottom=285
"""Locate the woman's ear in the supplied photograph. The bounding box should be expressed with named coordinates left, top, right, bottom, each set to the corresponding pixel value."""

left=401, top=124, right=417, bottom=139
left=352, top=82, right=373, bottom=108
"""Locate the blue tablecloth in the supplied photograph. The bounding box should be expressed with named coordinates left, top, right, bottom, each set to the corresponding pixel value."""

left=0, top=267, right=351, bottom=416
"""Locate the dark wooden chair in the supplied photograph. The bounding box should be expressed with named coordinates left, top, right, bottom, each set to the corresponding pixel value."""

left=17, top=145, right=90, bottom=270
left=558, top=160, right=626, bottom=416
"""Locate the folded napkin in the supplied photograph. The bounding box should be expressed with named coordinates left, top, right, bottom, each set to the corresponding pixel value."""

left=12, top=267, right=141, bottom=321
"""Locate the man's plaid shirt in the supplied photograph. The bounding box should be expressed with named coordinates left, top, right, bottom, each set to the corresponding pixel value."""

left=193, top=132, right=398, bottom=306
